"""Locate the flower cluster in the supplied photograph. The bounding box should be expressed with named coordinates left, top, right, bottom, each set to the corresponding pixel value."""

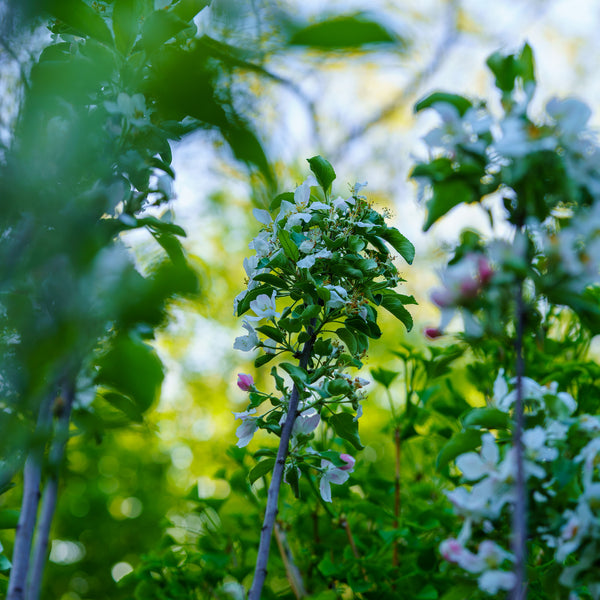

left=232, top=157, right=415, bottom=502
left=441, top=371, right=600, bottom=595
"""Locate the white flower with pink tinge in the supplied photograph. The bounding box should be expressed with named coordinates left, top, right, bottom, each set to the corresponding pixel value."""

left=319, top=454, right=355, bottom=502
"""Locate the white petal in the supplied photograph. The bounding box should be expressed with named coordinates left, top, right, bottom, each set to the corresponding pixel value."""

left=253, top=208, right=272, bottom=225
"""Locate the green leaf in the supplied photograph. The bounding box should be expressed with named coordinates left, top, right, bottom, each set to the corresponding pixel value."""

left=370, top=367, right=398, bottom=389
left=424, top=179, right=475, bottom=231
left=269, top=192, right=294, bottom=212
left=416, top=584, right=439, bottom=600
left=414, top=92, right=473, bottom=116
left=236, top=284, right=275, bottom=317
left=307, top=155, right=336, bottom=195
left=345, top=317, right=381, bottom=339
left=0, top=509, right=19, bottom=529
left=255, top=354, right=276, bottom=368
left=336, top=328, right=357, bottom=355
left=169, top=0, right=210, bottom=23
left=290, top=16, right=396, bottom=49
left=46, top=0, right=113, bottom=45
left=255, top=325, right=286, bottom=344
left=436, top=430, right=482, bottom=470
left=377, top=228, right=415, bottom=264
left=278, top=228, right=300, bottom=261
left=285, top=464, right=300, bottom=498
left=280, top=363, right=307, bottom=388
left=462, top=408, right=511, bottom=430
left=138, top=216, right=186, bottom=237
left=102, top=392, right=144, bottom=423
left=302, top=304, right=321, bottom=320
left=252, top=273, right=286, bottom=288
left=249, top=458, right=275, bottom=485
left=113, top=0, right=141, bottom=55
left=379, top=292, right=414, bottom=331
left=327, top=378, right=352, bottom=396
left=95, top=335, right=163, bottom=413
left=329, top=412, right=364, bottom=450
left=141, top=10, right=190, bottom=53
left=486, top=43, right=535, bottom=94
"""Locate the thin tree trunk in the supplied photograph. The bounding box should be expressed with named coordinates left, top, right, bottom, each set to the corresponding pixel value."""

left=248, top=333, right=315, bottom=600
left=27, top=381, right=75, bottom=600
left=7, top=394, right=54, bottom=600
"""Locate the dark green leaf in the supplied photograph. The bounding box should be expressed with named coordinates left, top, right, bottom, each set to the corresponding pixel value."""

left=46, top=0, right=113, bottom=45
left=255, top=354, right=276, bottom=368
left=285, top=464, right=300, bottom=498
left=307, top=155, right=336, bottom=195
left=0, top=510, right=19, bottom=529
left=379, top=292, right=414, bottom=331
left=102, top=392, right=144, bottom=423
left=414, top=92, right=473, bottom=116
left=252, top=273, right=286, bottom=288
left=255, top=325, right=286, bottom=344
left=329, top=412, right=364, bottom=450
left=249, top=458, right=275, bottom=485
left=377, top=228, right=415, bottom=264
left=436, top=430, right=482, bottom=470
left=302, top=304, right=321, bottom=319
left=141, top=10, right=190, bottom=53
left=290, top=16, right=396, bottom=49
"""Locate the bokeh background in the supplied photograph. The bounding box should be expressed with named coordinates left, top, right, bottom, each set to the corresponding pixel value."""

left=2, top=1, right=600, bottom=598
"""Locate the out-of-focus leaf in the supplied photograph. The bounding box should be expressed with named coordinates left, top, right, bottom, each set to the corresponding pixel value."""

left=0, top=509, right=19, bottom=529
left=46, top=0, right=113, bottom=45
left=371, top=367, right=398, bottom=389
left=290, top=16, right=397, bottom=49
left=113, top=0, right=141, bottom=55
left=170, top=0, right=209, bottom=23
left=436, top=430, right=482, bottom=470
left=414, top=92, right=473, bottom=116
left=141, top=10, right=190, bottom=53
left=423, top=180, right=475, bottom=231
left=462, top=408, right=511, bottom=430
left=95, top=334, right=163, bottom=413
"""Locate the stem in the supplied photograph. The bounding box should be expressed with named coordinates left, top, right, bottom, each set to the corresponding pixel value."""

left=510, top=280, right=527, bottom=600
left=274, top=521, right=307, bottom=599
left=248, top=332, right=316, bottom=600
left=27, top=381, right=75, bottom=600
left=7, top=395, right=54, bottom=600
left=393, top=426, right=401, bottom=568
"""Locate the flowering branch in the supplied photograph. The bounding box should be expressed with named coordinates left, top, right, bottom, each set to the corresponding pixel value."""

left=234, top=156, right=415, bottom=597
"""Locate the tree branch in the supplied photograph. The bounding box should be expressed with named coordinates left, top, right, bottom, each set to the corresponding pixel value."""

left=248, top=331, right=316, bottom=600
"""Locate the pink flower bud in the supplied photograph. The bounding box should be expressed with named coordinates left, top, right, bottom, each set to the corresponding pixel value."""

left=478, top=256, right=494, bottom=284
left=237, top=373, right=254, bottom=391
left=424, top=327, right=443, bottom=339
left=459, top=277, right=480, bottom=299
left=339, top=453, right=355, bottom=471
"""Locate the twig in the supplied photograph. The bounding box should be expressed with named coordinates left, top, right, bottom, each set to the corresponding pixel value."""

left=248, top=331, right=316, bottom=600
left=274, top=521, right=307, bottom=599
left=510, top=280, right=527, bottom=600
left=27, top=380, right=75, bottom=600
left=6, top=394, right=54, bottom=600
left=341, top=517, right=368, bottom=580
